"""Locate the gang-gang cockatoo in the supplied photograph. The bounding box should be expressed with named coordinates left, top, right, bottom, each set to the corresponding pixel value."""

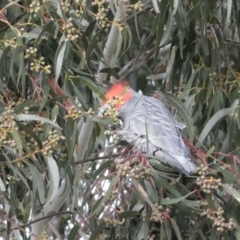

left=101, top=81, right=197, bottom=175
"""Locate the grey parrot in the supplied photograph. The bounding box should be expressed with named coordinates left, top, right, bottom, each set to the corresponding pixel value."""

left=102, top=81, right=197, bottom=175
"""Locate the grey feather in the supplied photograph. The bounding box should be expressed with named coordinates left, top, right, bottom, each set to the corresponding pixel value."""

left=117, top=90, right=197, bottom=175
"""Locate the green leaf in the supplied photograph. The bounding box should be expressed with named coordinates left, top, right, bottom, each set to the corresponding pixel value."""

left=54, top=36, right=67, bottom=82
left=152, top=0, right=160, bottom=13
left=89, top=222, right=107, bottom=240
left=170, top=218, right=182, bottom=240
left=38, top=71, right=50, bottom=113
left=118, top=211, right=141, bottom=219
left=82, top=160, right=113, bottom=206
left=160, top=9, right=174, bottom=46
left=65, top=119, right=77, bottom=157
left=11, top=128, right=23, bottom=156
left=45, top=156, right=60, bottom=206
left=85, top=20, right=96, bottom=36
left=3, top=152, right=30, bottom=190
left=132, top=179, right=161, bottom=219
left=0, top=177, right=6, bottom=192
left=226, top=0, right=232, bottom=27
left=171, top=0, right=179, bottom=16
left=29, top=164, right=46, bottom=204
left=89, top=176, right=118, bottom=217
left=86, top=31, right=101, bottom=59
left=16, top=114, right=61, bottom=129
left=165, top=94, right=195, bottom=141
left=222, top=183, right=240, bottom=203
left=166, top=46, right=177, bottom=83
left=68, top=225, right=79, bottom=239
left=206, top=145, right=215, bottom=157
left=0, top=46, right=11, bottom=82
left=160, top=191, right=194, bottom=205
left=205, top=193, right=216, bottom=210
left=198, top=100, right=239, bottom=145
left=10, top=45, right=25, bottom=85
left=112, top=30, right=123, bottom=67
left=35, top=21, right=55, bottom=45
left=79, top=76, right=105, bottom=99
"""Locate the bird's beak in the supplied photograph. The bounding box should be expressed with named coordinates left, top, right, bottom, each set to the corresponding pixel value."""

left=98, top=103, right=111, bottom=118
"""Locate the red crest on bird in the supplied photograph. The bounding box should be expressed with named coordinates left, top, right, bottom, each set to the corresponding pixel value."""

left=104, top=81, right=132, bottom=109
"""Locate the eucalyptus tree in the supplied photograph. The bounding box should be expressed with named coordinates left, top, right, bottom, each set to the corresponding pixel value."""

left=0, top=0, right=240, bottom=239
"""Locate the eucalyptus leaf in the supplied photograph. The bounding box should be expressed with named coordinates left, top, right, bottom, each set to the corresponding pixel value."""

left=16, top=114, right=61, bottom=129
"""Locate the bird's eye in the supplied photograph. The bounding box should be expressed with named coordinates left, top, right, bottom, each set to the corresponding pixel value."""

left=112, top=96, right=117, bottom=100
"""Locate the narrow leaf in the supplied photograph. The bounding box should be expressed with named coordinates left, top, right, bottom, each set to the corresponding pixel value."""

left=222, top=183, right=240, bottom=203
left=16, top=114, right=61, bottom=129
left=29, top=164, right=46, bottom=204
left=11, top=128, right=23, bottom=156
left=45, top=156, right=60, bottom=206
left=165, top=94, right=195, bottom=141
left=198, top=100, right=239, bottom=145
left=170, top=218, right=182, bottom=240
left=54, top=36, right=67, bottom=82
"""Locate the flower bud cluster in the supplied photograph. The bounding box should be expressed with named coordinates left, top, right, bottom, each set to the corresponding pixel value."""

left=29, top=2, right=41, bottom=15
left=209, top=72, right=217, bottom=80
left=92, top=0, right=111, bottom=31
left=19, top=28, right=25, bottom=37
left=120, top=0, right=144, bottom=18
left=40, top=232, right=51, bottom=240
left=116, top=161, right=152, bottom=180
left=132, top=1, right=144, bottom=10
left=64, top=105, right=93, bottom=121
left=29, top=57, right=51, bottom=74
left=42, top=130, right=65, bottom=156
left=25, top=47, right=38, bottom=59
left=196, top=165, right=222, bottom=193
left=22, top=107, right=30, bottom=114
left=0, top=108, right=17, bottom=148
left=148, top=234, right=157, bottom=240
left=33, top=122, right=45, bottom=133
left=61, top=1, right=71, bottom=12
left=74, top=9, right=83, bottom=18
left=149, top=204, right=171, bottom=222
left=3, top=39, right=17, bottom=49
left=108, top=191, right=116, bottom=202
left=64, top=105, right=83, bottom=120
left=87, top=108, right=94, bottom=117
left=62, top=18, right=80, bottom=41
left=99, top=97, right=122, bottom=124
left=25, top=135, right=39, bottom=151
left=199, top=203, right=236, bottom=233
left=61, top=0, right=86, bottom=17
left=103, top=218, right=124, bottom=227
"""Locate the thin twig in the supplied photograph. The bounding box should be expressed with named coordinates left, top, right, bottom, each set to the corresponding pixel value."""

left=126, top=5, right=153, bottom=22
left=75, top=153, right=120, bottom=165
left=10, top=211, right=80, bottom=231
left=76, top=144, right=132, bottom=164
left=116, top=44, right=171, bottom=81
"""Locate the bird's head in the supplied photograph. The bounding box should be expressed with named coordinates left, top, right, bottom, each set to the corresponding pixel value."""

left=103, top=81, right=132, bottom=110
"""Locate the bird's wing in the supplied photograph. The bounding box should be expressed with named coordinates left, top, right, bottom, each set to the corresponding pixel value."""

left=128, top=96, right=189, bottom=157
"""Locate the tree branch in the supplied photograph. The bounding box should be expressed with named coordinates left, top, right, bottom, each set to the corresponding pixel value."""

left=75, top=153, right=120, bottom=165
left=11, top=211, right=81, bottom=231
left=117, top=44, right=171, bottom=80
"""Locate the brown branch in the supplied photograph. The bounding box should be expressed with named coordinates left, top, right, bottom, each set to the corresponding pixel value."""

left=75, top=144, right=132, bottom=164
left=75, top=153, right=120, bottom=165
left=10, top=211, right=80, bottom=231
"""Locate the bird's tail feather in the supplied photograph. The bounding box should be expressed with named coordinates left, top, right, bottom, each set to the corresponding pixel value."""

left=154, top=150, right=197, bottom=175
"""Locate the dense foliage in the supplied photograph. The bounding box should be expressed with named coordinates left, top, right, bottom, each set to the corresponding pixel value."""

left=0, top=0, right=240, bottom=239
